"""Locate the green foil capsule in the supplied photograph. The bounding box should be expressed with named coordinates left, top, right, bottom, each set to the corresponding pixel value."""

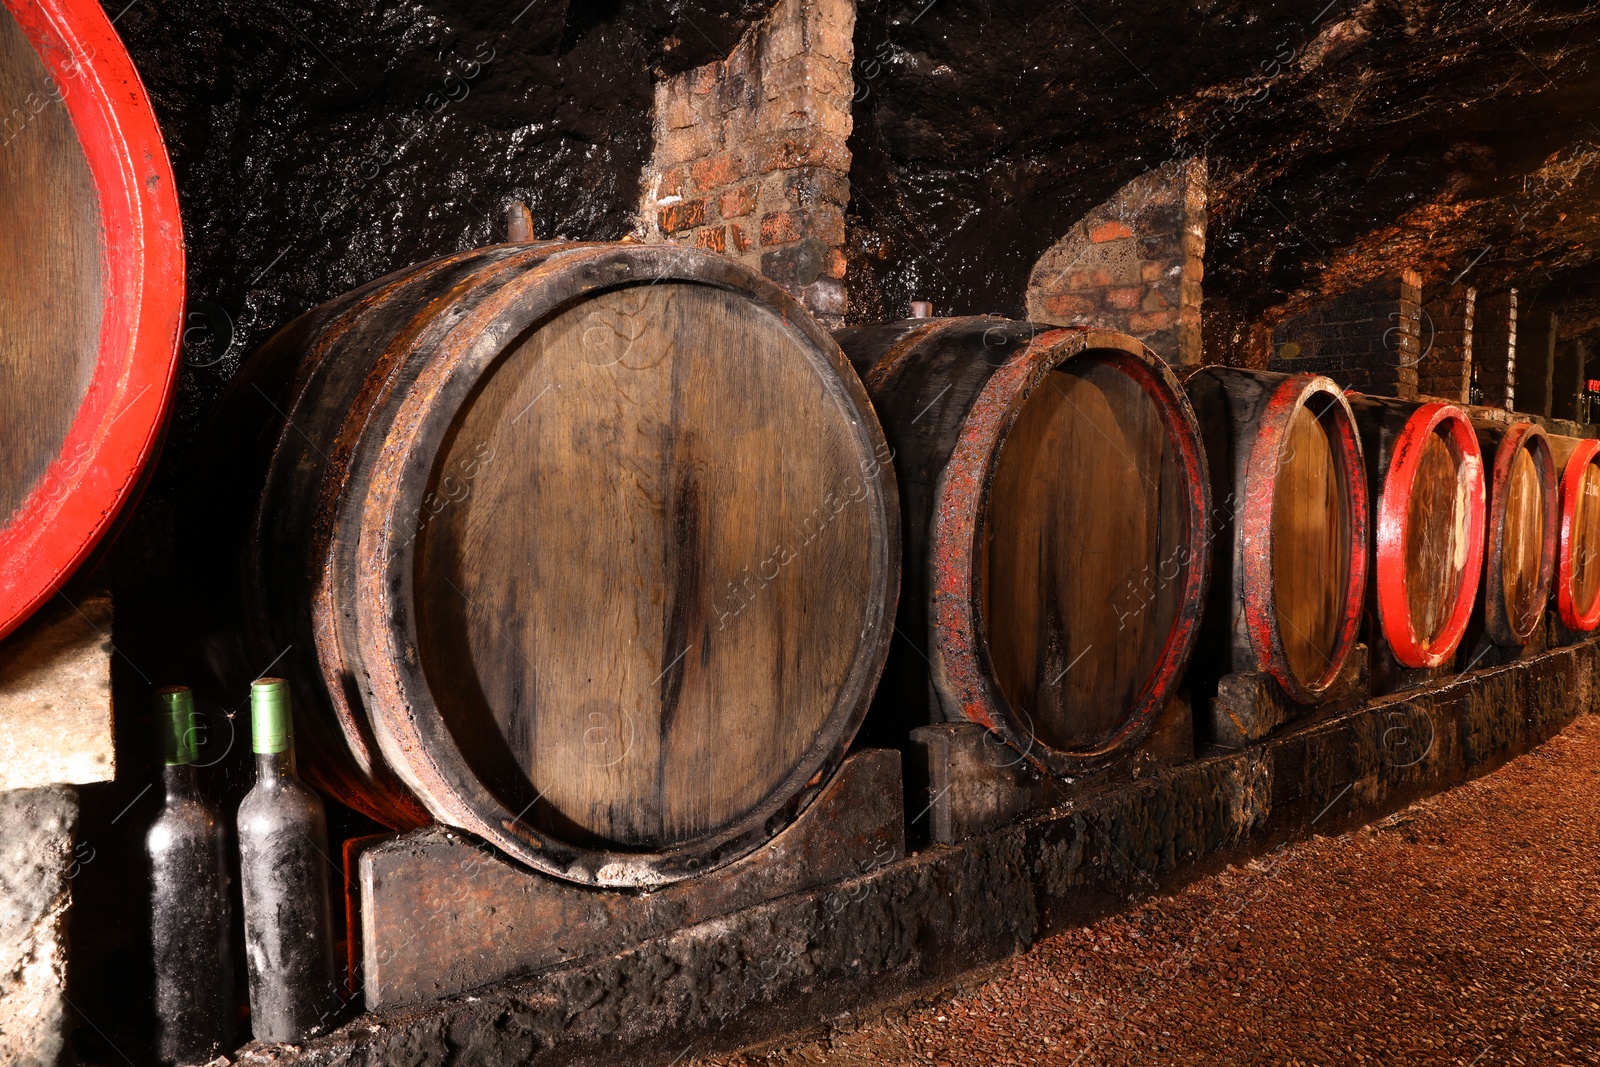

left=251, top=677, right=293, bottom=754
left=156, top=686, right=198, bottom=766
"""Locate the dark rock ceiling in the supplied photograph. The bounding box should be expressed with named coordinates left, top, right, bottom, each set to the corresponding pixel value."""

left=844, top=0, right=1600, bottom=360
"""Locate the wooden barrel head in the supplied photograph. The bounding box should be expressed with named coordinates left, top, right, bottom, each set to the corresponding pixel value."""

left=1557, top=438, right=1600, bottom=632
left=0, top=0, right=182, bottom=640
left=1268, top=394, right=1359, bottom=691
left=413, top=283, right=879, bottom=849
left=954, top=334, right=1208, bottom=772
left=1375, top=404, right=1486, bottom=667
left=981, top=356, right=1189, bottom=753
left=1483, top=424, right=1557, bottom=646
left=1501, top=449, right=1546, bottom=628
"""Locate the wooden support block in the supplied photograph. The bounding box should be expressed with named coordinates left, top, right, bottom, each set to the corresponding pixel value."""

left=1203, top=644, right=1369, bottom=749
left=0, top=593, right=114, bottom=790
left=355, top=748, right=904, bottom=1009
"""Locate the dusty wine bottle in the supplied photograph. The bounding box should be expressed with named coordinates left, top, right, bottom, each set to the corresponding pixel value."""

left=237, top=677, right=341, bottom=1042
left=147, top=686, right=236, bottom=1065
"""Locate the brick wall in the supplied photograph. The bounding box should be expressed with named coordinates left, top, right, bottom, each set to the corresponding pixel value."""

left=637, top=0, right=854, bottom=326
left=1025, top=159, right=1206, bottom=365
left=1476, top=289, right=1517, bottom=410
left=1418, top=283, right=1474, bottom=403
left=1267, top=271, right=1422, bottom=398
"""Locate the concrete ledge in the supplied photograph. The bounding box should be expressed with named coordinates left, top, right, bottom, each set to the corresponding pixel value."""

left=239, top=638, right=1600, bottom=1067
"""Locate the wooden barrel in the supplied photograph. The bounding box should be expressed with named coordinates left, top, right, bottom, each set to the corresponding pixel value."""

left=834, top=319, right=1210, bottom=775
left=0, top=0, right=183, bottom=641
left=192, top=243, right=899, bottom=887
left=1474, top=422, right=1557, bottom=647
left=1548, top=435, right=1600, bottom=633
left=1183, top=368, right=1369, bottom=704
left=1348, top=396, right=1487, bottom=669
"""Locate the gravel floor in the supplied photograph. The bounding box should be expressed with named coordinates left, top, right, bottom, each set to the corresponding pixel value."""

left=700, top=715, right=1600, bottom=1067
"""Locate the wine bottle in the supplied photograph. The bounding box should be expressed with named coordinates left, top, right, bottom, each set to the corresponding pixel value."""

left=237, top=677, right=341, bottom=1042
left=147, top=686, right=235, bottom=1065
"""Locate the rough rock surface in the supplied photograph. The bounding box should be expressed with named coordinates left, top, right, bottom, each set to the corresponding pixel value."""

left=0, top=787, right=78, bottom=1067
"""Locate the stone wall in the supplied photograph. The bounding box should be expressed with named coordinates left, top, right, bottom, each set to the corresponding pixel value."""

left=1419, top=283, right=1474, bottom=403
left=1477, top=290, right=1518, bottom=410
left=1268, top=271, right=1422, bottom=398
left=0, top=788, right=77, bottom=1067
left=1025, top=159, right=1206, bottom=365
left=637, top=0, right=855, bottom=326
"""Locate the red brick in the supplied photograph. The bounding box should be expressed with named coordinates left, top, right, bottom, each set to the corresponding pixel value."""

left=1141, top=261, right=1166, bottom=283
left=658, top=199, right=707, bottom=234
left=1063, top=268, right=1115, bottom=291
left=719, top=184, right=758, bottom=219
left=1044, top=293, right=1098, bottom=317
left=825, top=248, right=847, bottom=279
left=1142, top=288, right=1174, bottom=311
left=1105, top=286, right=1143, bottom=310
left=728, top=223, right=753, bottom=253
left=691, top=154, right=739, bottom=191
left=759, top=207, right=844, bottom=247
left=1089, top=220, right=1134, bottom=243
left=761, top=210, right=805, bottom=246
left=656, top=167, right=687, bottom=200
left=1128, top=309, right=1179, bottom=333
left=754, top=134, right=850, bottom=174
left=695, top=226, right=727, bottom=253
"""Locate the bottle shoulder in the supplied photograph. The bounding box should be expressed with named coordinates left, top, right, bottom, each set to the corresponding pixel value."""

left=237, top=776, right=327, bottom=836
left=147, top=794, right=222, bottom=843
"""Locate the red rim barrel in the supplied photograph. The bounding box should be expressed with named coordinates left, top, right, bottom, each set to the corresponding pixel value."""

left=0, top=0, right=184, bottom=641
left=836, top=319, right=1211, bottom=776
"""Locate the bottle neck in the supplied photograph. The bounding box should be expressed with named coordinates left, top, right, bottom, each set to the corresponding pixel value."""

left=254, top=748, right=298, bottom=784
left=162, top=762, right=198, bottom=798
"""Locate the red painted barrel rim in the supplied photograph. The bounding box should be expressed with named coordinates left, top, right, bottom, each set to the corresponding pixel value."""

left=1374, top=403, right=1487, bottom=668
left=933, top=330, right=1211, bottom=776
left=1239, top=375, right=1370, bottom=703
left=1485, top=423, right=1557, bottom=645
left=0, top=0, right=183, bottom=641
left=1556, top=437, right=1600, bottom=632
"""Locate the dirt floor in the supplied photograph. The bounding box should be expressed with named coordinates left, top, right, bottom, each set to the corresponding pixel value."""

left=699, top=715, right=1600, bottom=1067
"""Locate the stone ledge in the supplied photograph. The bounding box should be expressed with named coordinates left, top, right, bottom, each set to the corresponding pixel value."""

left=237, top=637, right=1600, bottom=1067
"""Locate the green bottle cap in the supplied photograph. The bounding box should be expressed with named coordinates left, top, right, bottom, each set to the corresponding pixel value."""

left=156, top=687, right=198, bottom=766
left=251, top=678, right=293, bottom=754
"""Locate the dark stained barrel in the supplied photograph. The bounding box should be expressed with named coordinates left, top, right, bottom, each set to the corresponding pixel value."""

left=1183, top=368, right=1369, bottom=704
left=835, top=319, right=1210, bottom=775
left=1348, top=396, right=1487, bottom=670
left=0, top=0, right=183, bottom=640
left=1474, top=422, right=1557, bottom=647
left=191, top=242, right=899, bottom=887
left=1548, top=436, right=1600, bottom=633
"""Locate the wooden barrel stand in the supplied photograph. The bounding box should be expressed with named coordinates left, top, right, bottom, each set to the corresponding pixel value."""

left=1183, top=368, right=1370, bottom=747
left=1348, top=396, right=1488, bottom=694
left=1460, top=421, right=1557, bottom=665
left=1547, top=436, right=1600, bottom=642
left=192, top=242, right=899, bottom=888
left=836, top=318, right=1210, bottom=826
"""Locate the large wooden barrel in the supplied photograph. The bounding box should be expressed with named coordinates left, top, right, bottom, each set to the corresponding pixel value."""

left=1348, top=397, right=1487, bottom=670
left=1473, top=421, right=1557, bottom=647
left=0, top=0, right=183, bottom=640
left=1548, top=436, right=1600, bottom=633
left=834, top=319, right=1210, bottom=775
left=192, top=243, right=899, bottom=887
left=1183, top=368, right=1369, bottom=704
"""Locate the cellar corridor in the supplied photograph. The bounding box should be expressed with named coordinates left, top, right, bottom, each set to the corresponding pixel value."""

left=707, top=715, right=1600, bottom=1067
